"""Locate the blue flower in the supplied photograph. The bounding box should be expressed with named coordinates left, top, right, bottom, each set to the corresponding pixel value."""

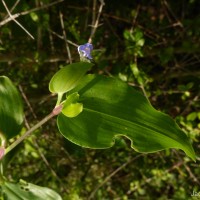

left=78, top=43, right=93, bottom=60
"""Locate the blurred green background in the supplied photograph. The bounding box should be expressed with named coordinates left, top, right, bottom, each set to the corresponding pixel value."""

left=0, top=0, right=199, bottom=199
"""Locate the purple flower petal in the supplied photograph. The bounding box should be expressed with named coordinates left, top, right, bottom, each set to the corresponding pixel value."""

left=78, top=43, right=93, bottom=60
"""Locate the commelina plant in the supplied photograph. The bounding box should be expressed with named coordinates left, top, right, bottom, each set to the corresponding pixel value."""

left=0, top=43, right=196, bottom=199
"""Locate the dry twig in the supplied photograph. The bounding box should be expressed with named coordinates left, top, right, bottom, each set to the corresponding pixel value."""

left=3, top=0, right=20, bottom=20
left=48, top=29, right=78, bottom=47
left=0, top=0, right=64, bottom=27
left=88, top=0, right=105, bottom=44
left=1, top=0, right=35, bottom=39
left=59, top=11, right=72, bottom=63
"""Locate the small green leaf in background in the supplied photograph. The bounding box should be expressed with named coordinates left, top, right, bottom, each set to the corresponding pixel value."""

left=30, top=12, right=39, bottom=22
left=62, top=92, right=83, bottom=118
left=130, top=63, right=139, bottom=77
left=0, top=76, right=23, bottom=139
left=1, top=180, right=62, bottom=200
left=187, top=112, right=197, bottom=121
left=49, top=62, right=94, bottom=94
left=57, top=75, right=195, bottom=161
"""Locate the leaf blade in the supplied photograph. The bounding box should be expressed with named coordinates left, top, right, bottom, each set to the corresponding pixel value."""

left=57, top=75, right=195, bottom=161
left=0, top=76, right=24, bottom=139
left=49, top=62, right=94, bottom=94
left=2, top=180, right=62, bottom=200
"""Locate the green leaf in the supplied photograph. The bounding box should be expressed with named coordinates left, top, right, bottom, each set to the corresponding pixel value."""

left=136, top=38, right=145, bottom=47
left=62, top=92, right=83, bottom=118
left=49, top=62, right=94, bottom=94
left=130, top=63, right=139, bottom=77
left=57, top=75, right=195, bottom=161
left=1, top=180, right=62, bottom=200
left=0, top=76, right=23, bottom=139
left=30, top=12, right=39, bottom=22
left=187, top=112, right=197, bottom=121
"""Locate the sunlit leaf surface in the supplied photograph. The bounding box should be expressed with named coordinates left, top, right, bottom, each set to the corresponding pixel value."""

left=57, top=75, right=195, bottom=161
left=49, top=62, right=94, bottom=94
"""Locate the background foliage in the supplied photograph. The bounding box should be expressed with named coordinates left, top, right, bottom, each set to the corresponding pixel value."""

left=0, top=0, right=199, bottom=199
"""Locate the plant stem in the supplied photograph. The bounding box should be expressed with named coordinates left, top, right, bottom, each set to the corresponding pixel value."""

left=56, top=93, right=63, bottom=106
left=5, top=106, right=61, bottom=156
left=0, top=132, right=6, bottom=147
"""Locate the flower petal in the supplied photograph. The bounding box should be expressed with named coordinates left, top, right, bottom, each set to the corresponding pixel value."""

left=78, top=43, right=93, bottom=60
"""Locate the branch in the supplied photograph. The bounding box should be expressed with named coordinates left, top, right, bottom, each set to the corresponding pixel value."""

left=4, top=105, right=63, bottom=156
left=48, top=28, right=78, bottom=47
left=88, top=0, right=105, bottom=44
left=59, top=11, right=72, bottom=63
left=1, top=0, right=34, bottom=39
left=3, top=0, right=20, bottom=20
left=0, top=0, right=64, bottom=27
